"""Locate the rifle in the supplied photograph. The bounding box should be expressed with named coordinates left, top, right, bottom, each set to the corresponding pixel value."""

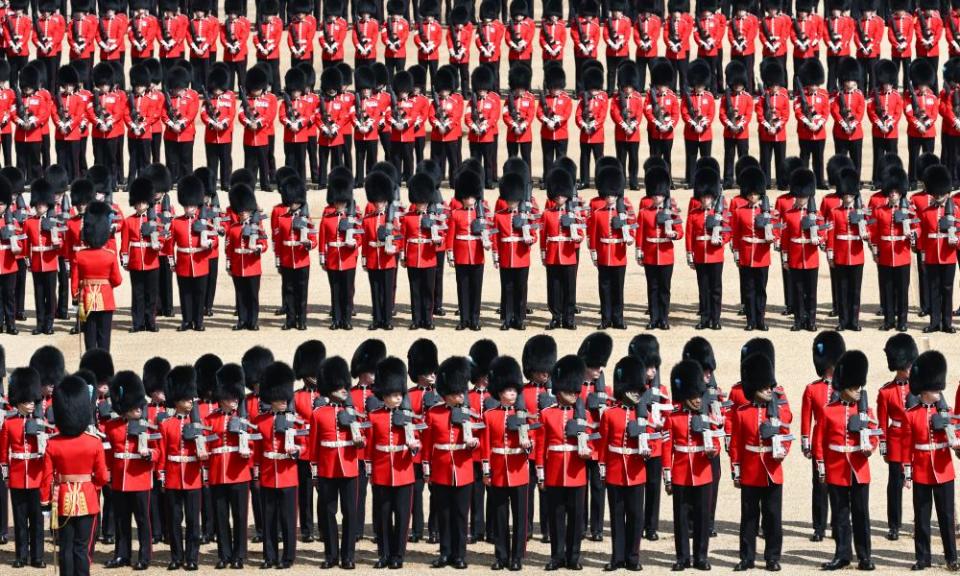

left=72, top=13, right=84, bottom=53
left=827, top=15, right=841, bottom=50
left=681, top=83, right=703, bottom=128
left=873, top=88, right=890, bottom=126
left=385, top=16, right=399, bottom=51
left=635, top=14, right=652, bottom=50
left=648, top=87, right=666, bottom=125
left=907, top=78, right=931, bottom=130
left=508, top=18, right=523, bottom=48
left=12, top=193, right=27, bottom=225
left=162, top=89, right=183, bottom=126
left=541, top=19, right=554, bottom=50
left=513, top=173, right=540, bottom=243
left=202, top=88, right=220, bottom=124
left=292, top=201, right=314, bottom=243
left=893, top=194, right=918, bottom=240
left=611, top=194, right=637, bottom=242
left=97, top=14, right=108, bottom=49
left=336, top=394, right=371, bottom=445
left=223, top=16, right=238, bottom=53
left=655, top=190, right=679, bottom=230
left=759, top=14, right=776, bottom=51
left=580, top=89, right=595, bottom=132
left=931, top=396, right=960, bottom=448
left=421, top=192, right=448, bottom=243
left=32, top=12, right=48, bottom=53
left=919, top=9, right=933, bottom=46
left=759, top=84, right=781, bottom=132
left=3, top=14, right=19, bottom=51
left=758, top=392, right=793, bottom=459
left=469, top=90, right=483, bottom=133
left=140, top=204, right=160, bottom=247
left=193, top=202, right=218, bottom=246
left=506, top=90, right=522, bottom=131
left=846, top=391, right=882, bottom=451
left=0, top=209, right=23, bottom=254
left=92, top=90, right=111, bottom=131
left=126, top=414, right=160, bottom=455
left=131, top=14, right=145, bottom=49
left=432, top=88, right=448, bottom=129
left=574, top=13, right=587, bottom=53
left=338, top=198, right=362, bottom=246
left=321, top=18, right=334, bottom=51
left=160, top=193, right=173, bottom=233
left=939, top=194, right=958, bottom=244
left=560, top=194, right=585, bottom=240
left=690, top=387, right=726, bottom=448
left=848, top=194, right=874, bottom=239
left=792, top=17, right=808, bottom=49
left=889, top=15, right=907, bottom=50
left=272, top=411, right=309, bottom=454
left=801, top=194, right=821, bottom=244
left=23, top=414, right=54, bottom=455
left=54, top=91, right=72, bottom=134
left=471, top=197, right=492, bottom=250
left=281, top=90, right=301, bottom=127
left=837, top=89, right=855, bottom=132
left=450, top=21, right=463, bottom=56
left=754, top=194, right=781, bottom=241
left=187, top=16, right=201, bottom=52
left=539, top=83, right=554, bottom=118
left=479, top=19, right=494, bottom=56
left=730, top=16, right=746, bottom=52
left=354, top=16, right=368, bottom=56
left=854, top=17, right=870, bottom=54
left=795, top=76, right=815, bottom=121
left=705, top=195, right=729, bottom=244
left=724, top=86, right=742, bottom=129
left=564, top=398, right=599, bottom=457
left=449, top=402, right=485, bottom=444
left=377, top=183, right=401, bottom=254
left=667, top=13, right=680, bottom=52
left=226, top=397, right=259, bottom=456
left=238, top=87, right=260, bottom=127
left=241, top=209, right=266, bottom=248
left=12, top=86, right=27, bottom=122
left=618, top=89, right=637, bottom=132
left=605, top=14, right=619, bottom=46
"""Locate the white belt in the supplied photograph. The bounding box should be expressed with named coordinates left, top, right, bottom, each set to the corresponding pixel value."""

left=282, top=240, right=305, bottom=247
left=829, top=444, right=860, bottom=453
left=746, top=445, right=773, bottom=453
left=546, top=236, right=575, bottom=242
left=695, top=235, right=712, bottom=241
left=834, top=234, right=861, bottom=241
left=210, top=446, right=241, bottom=455
left=176, top=246, right=203, bottom=254
left=434, top=443, right=468, bottom=451
left=742, top=237, right=767, bottom=244
left=491, top=447, right=525, bottom=455
left=887, top=420, right=902, bottom=428
left=609, top=446, right=643, bottom=455
left=455, top=234, right=481, bottom=241
left=375, top=444, right=408, bottom=452
left=326, top=241, right=353, bottom=248
left=600, top=237, right=626, bottom=244
left=263, top=451, right=293, bottom=460
left=645, top=237, right=671, bottom=243
left=113, top=452, right=144, bottom=460
left=9, top=452, right=42, bottom=460
left=880, top=236, right=906, bottom=241
left=128, top=241, right=152, bottom=248
left=320, top=440, right=354, bottom=448
left=928, top=233, right=950, bottom=239
left=367, top=241, right=386, bottom=248
left=790, top=238, right=816, bottom=244
left=915, top=442, right=948, bottom=451
left=234, top=248, right=258, bottom=254
left=407, top=238, right=433, bottom=244
left=31, top=245, right=57, bottom=252
left=167, top=455, right=198, bottom=463
left=675, top=445, right=706, bottom=454
left=547, top=444, right=578, bottom=452
left=500, top=236, right=524, bottom=243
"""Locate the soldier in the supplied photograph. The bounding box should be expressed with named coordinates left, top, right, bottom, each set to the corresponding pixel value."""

left=718, top=61, right=751, bottom=188
left=869, top=168, right=913, bottom=331
left=446, top=169, right=489, bottom=330
left=813, top=350, right=878, bottom=571
left=914, top=0, right=943, bottom=93
left=350, top=338, right=386, bottom=542
left=691, top=0, right=724, bottom=94
left=0, top=367, right=45, bottom=568
left=755, top=60, right=789, bottom=188
left=596, top=356, right=650, bottom=571
left=537, top=65, right=573, bottom=182
left=730, top=353, right=792, bottom=572
left=905, top=59, right=939, bottom=188
left=634, top=0, right=661, bottom=89
left=540, top=0, right=566, bottom=69
left=917, top=165, right=957, bottom=333
left=160, top=66, right=198, bottom=181
left=446, top=6, right=472, bottom=93
left=273, top=176, right=315, bottom=330
left=288, top=341, right=323, bottom=544
left=636, top=166, right=683, bottom=329
left=502, top=66, right=534, bottom=172
left=353, top=66, right=381, bottom=183
left=72, top=201, right=122, bottom=350
left=396, top=173, right=438, bottom=329
left=12, top=65, right=50, bottom=182
left=0, top=178, right=20, bottom=334
left=516, top=335, right=553, bottom=542
left=489, top=173, right=534, bottom=329
left=730, top=167, right=777, bottom=329
left=319, top=171, right=361, bottom=329
left=780, top=168, right=824, bottom=331
left=644, top=59, right=680, bottom=176
left=793, top=60, right=829, bottom=188
left=663, top=360, right=719, bottom=571
left=463, top=340, right=496, bottom=544
left=280, top=68, right=313, bottom=183
left=855, top=4, right=883, bottom=91
left=413, top=1, right=442, bottom=86
left=169, top=175, right=215, bottom=332
left=368, top=356, right=418, bottom=569
left=539, top=168, right=582, bottom=329
left=319, top=0, right=347, bottom=70
left=680, top=59, right=715, bottom=187
left=381, top=1, right=409, bottom=80
left=241, top=346, right=274, bottom=544
left=587, top=166, right=633, bottom=328
left=826, top=168, right=868, bottom=330
left=607, top=62, right=641, bottom=190
left=53, top=66, right=87, bottom=181
left=309, top=356, right=362, bottom=569
left=573, top=332, right=610, bottom=542
left=21, top=179, right=59, bottom=335
left=902, top=351, right=960, bottom=571
left=686, top=169, right=727, bottom=329
left=358, top=171, right=398, bottom=328
left=465, top=66, right=501, bottom=189
left=866, top=60, right=902, bottom=188
left=224, top=184, right=266, bottom=330
left=103, top=371, right=157, bottom=570
left=405, top=339, right=440, bottom=542
left=239, top=66, right=278, bottom=191
left=727, top=1, right=756, bottom=90
left=353, top=2, right=380, bottom=70
left=662, top=0, right=691, bottom=90
left=385, top=70, right=416, bottom=183
left=831, top=58, right=866, bottom=179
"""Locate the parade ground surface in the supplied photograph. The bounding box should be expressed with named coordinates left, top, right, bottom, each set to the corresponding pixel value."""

left=0, top=9, right=954, bottom=571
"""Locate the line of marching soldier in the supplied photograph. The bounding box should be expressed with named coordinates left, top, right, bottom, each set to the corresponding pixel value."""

left=4, top=329, right=960, bottom=573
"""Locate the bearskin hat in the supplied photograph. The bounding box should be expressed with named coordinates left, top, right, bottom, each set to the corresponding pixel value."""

left=910, top=351, right=947, bottom=395
left=433, top=65, right=457, bottom=93
left=596, top=165, right=625, bottom=198
left=628, top=334, right=660, bottom=369
left=790, top=168, right=816, bottom=199
left=645, top=166, right=671, bottom=197
left=225, top=184, right=255, bottom=214
left=8, top=367, right=41, bottom=406
left=544, top=62, right=566, bottom=90
left=0, top=175, right=11, bottom=206
left=165, top=65, right=190, bottom=91
left=450, top=4, right=471, bottom=25
left=578, top=332, right=614, bottom=369
left=813, top=330, right=846, bottom=377
left=79, top=348, right=114, bottom=384
left=670, top=360, right=706, bottom=402
left=827, top=154, right=854, bottom=187
left=244, top=65, right=268, bottom=92
left=142, top=164, right=171, bottom=194
left=739, top=166, right=767, bottom=198
left=686, top=58, right=712, bottom=88
left=497, top=171, right=524, bottom=204
left=29, top=346, right=63, bottom=390
left=29, top=178, right=55, bottom=207
left=924, top=164, right=953, bottom=197
left=552, top=355, right=586, bottom=395
left=165, top=365, right=198, bottom=405
left=884, top=334, right=919, bottom=372
left=364, top=170, right=393, bottom=204
left=215, top=363, right=246, bottom=402
left=882, top=167, right=909, bottom=196
left=741, top=337, right=775, bottom=368
left=420, top=0, right=440, bottom=17
left=406, top=339, right=439, bottom=381
left=175, top=174, right=203, bottom=207
left=725, top=59, right=748, bottom=88
left=326, top=173, right=354, bottom=205
left=650, top=58, right=673, bottom=87
left=81, top=201, right=112, bottom=249
left=292, top=340, right=327, bottom=381
left=545, top=166, right=575, bottom=201
left=318, top=67, right=342, bottom=94
left=317, top=357, right=352, bottom=396
left=355, top=65, right=376, bottom=91
left=454, top=168, right=484, bottom=201
left=257, top=362, right=294, bottom=404
left=53, top=375, right=92, bottom=437
left=351, top=339, right=387, bottom=377
left=613, top=356, right=646, bottom=402
left=469, top=339, right=499, bottom=383
left=582, top=65, right=604, bottom=92
left=283, top=68, right=305, bottom=94
left=837, top=57, right=861, bottom=83
left=92, top=62, right=114, bottom=87
left=241, top=346, right=275, bottom=390
left=471, top=65, right=495, bottom=93
left=18, top=63, right=40, bottom=91
left=488, top=356, right=523, bottom=399
left=760, top=57, right=785, bottom=86
left=224, top=0, right=242, bottom=12
left=798, top=59, right=825, bottom=86
left=693, top=169, right=721, bottom=200
left=59, top=64, right=81, bottom=87
left=406, top=64, right=425, bottom=89
left=615, top=60, right=640, bottom=90
left=194, top=354, right=222, bottom=401
left=740, top=353, right=776, bottom=400
left=437, top=356, right=472, bottom=396
left=143, top=357, right=171, bottom=396
left=871, top=58, right=898, bottom=88
left=910, top=58, right=935, bottom=87
left=508, top=63, right=532, bottom=91
left=280, top=176, right=307, bottom=206
left=0, top=61, right=9, bottom=84
left=110, top=371, right=146, bottom=414
left=374, top=357, right=407, bottom=399
left=69, top=179, right=95, bottom=208
left=832, top=350, right=868, bottom=391
left=403, top=173, right=433, bottom=206
left=522, top=335, right=557, bottom=379
left=682, top=336, right=717, bottom=372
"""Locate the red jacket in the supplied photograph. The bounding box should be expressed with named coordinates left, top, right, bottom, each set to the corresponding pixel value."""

left=239, top=92, right=277, bottom=147
left=693, top=12, right=724, bottom=57
left=22, top=216, right=61, bottom=273
left=869, top=203, right=914, bottom=267
left=445, top=204, right=490, bottom=265
left=285, top=15, right=314, bottom=60
left=728, top=13, right=758, bottom=56
left=491, top=207, right=536, bottom=268
left=685, top=206, right=728, bottom=264
left=644, top=88, right=680, bottom=141
left=2, top=13, right=31, bottom=57
left=169, top=214, right=216, bottom=277
left=681, top=90, right=715, bottom=142
left=887, top=13, right=914, bottom=58
left=800, top=378, right=832, bottom=452
left=865, top=89, right=902, bottom=139
left=200, top=91, right=237, bottom=144
left=535, top=404, right=589, bottom=487
left=633, top=14, right=660, bottom=58
left=719, top=89, right=754, bottom=140
left=794, top=87, right=830, bottom=140
left=225, top=218, right=267, bottom=277
left=67, top=14, right=98, bottom=59
left=636, top=202, right=683, bottom=266
left=779, top=203, right=825, bottom=269
left=597, top=405, right=650, bottom=486
left=730, top=400, right=793, bottom=487
left=128, top=13, right=158, bottom=58
left=33, top=13, right=64, bottom=57
left=755, top=88, right=790, bottom=142
left=465, top=92, right=500, bottom=143
left=825, top=205, right=867, bottom=266
left=319, top=209, right=362, bottom=271
left=414, top=19, right=443, bottom=61
left=318, top=16, right=346, bottom=61
left=120, top=212, right=162, bottom=271
left=876, top=379, right=911, bottom=464
left=540, top=18, right=566, bottom=61
left=158, top=13, right=188, bottom=58
left=220, top=15, right=250, bottom=61
left=731, top=203, right=779, bottom=267
left=422, top=404, right=477, bottom=487
left=381, top=16, right=409, bottom=58
left=918, top=198, right=959, bottom=265
left=831, top=89, right=865, bottom=141
left=310, top=403, right=360, bottom=478
left=791, top=13, right=822, bottom=58
left=854, top=15, right=884, bottom=58
left=760, top=13, right=791, bottom=56
left=480, top=405, right=530, bottom=487
left=0, top=212, right=22, bottom=274
left=0, top=413, right=46, bottom=489
left=663, top=13, right=692, bottom=59
left=824, top=14, right=854, bottom=56
left=158, top=414, right=203, bottom=490
left=428, top=92, right=462, bottom=141
left=905, top=86, right=939, bottom=138
left=398, top=208, right=444, bottom=268
left=386, top=93, right=418, bottom=143
left=367, top=407, right=416, bottom=486
left=252, top=15, right=282, bottom=60
left=352, top=17, right=379, bottom=61
left=361, top=208, right=400, bottom=270
left=662, top=407, right=722, bottom=486
left=812, top=399, right=878, bottom=486
left=71, top=247, right=122, bottom=312
left=610, top=90, right=643, bottom=143
left=280, top=93, right=314, bottom=144
left=901, top=402, right=957, bottom=485
left=104, top=417, right=160, bottom=492
left=41, top=432, right=108, bottom=516
left=588, top=200, right=636, bottom=266
left=98, top=13, right=128, bottom=60
left=914, top=11, right=943, bottom=57
left=503, top=91, right=536, bottom=143
left=539, top=206, right=583, bottom=266
left=537, top=91, right=573, bottom=140
left=252, top=411, right=305, bottom=489
left=161, top=89, right=199, bottom=142
left=203, top=409, right=254, bottom=485
left=13, top=91, right=51, bottom=143
left=272, top=211, right=316, bottom=269
left=446, top=22, right=473, bottom=64
left=946, top=9, right=960, bottom=55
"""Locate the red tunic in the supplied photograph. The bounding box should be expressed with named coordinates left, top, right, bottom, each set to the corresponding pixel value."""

left=812, top=400, right=878, bottom=486
left=225, top=218, right=267, bottom=277
left=597, top=405, right=650, bottom=486
left=158, top=414, right=203, bottom=490
left=535, top=405, right=589, bottom=487
left=824, top=15, right=854, bottom=56
left=731, top=203, right=779, bottom=267
left=481, top=406, right=530, bottom=488
left=635, top=203, right=683, bottom=266
left=876, top=380, right=911, bottom=464
left=536, top=91, right=573, bottom=141
left=203, top=409, right=254, bottom=485
left=319, top=209, right=362, bottom=271
left=169, top=214, right=216, bottom=277
left=901, top=403, right=957, bottom=485
left=252, top=411, right=305, bottom=489
left=779, top=204, right=824, bottom=269
left=685, top=207, right=728, bottom=264
left=729, top=401, right=793, bottom=486
left=869, top=203, right=914, bottom=267
left=41, top=432, right=108, bottom=516
left=588, top=201, right=636, bottom=266
left=310, top=403, right=360, bottom=479
left=71, top=247, right=122, bottom=312
left=104, top=418, right=160, bottom=492
left=825, top=206, right=867, bottom=266
left=422, top=404, right=477, bottom=487
left=367, top=408, right=416, bottom=486
left=662, top=408, right=721, bottom=486
left=0, top=414, right=46, bottom=489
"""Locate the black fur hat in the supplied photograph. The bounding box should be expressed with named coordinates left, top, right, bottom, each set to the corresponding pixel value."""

left=420, top=0, right=440, bottom=16
left=836, top=166, right=860, bottom=197
left=241, top=346, right=275, bottom=390
left=488, top=356, right=524, bottom=399
left=522, top=335, right=557, bottom=379
left=408, top=64, right=426, bottom=89
left=760, top=57, right=785, bottom=86
left=670, top=360, right=706, bottom=402
left=454, top=168, right=484, bottom=201
left=437, top=356, right=472, bottom=396
left=682, top=336, right=717, bottom=372
left=687, top=58, right=712, bottom=87
left=375, top=357, right=408, bottom=399
left=813, top=330, right=846, bottom=377
left=193, top=354, right=222, bottom=401
left=79, top=348, right=114, bottom=384
left=545, top=167, right=575, bottom=201
left=583, top=66, right=604, bottom=91
left=450, top=4, right=471, bottom=24
left=70, top=179, right=96, bottom=207
left=741, top=337, right=775, bottom=369
left=92, top=62, right=115, bottom=87
left=613, top=356, right=646, bottom=402
left=0, top=175, right=10, bottom=206
left=832, top=350, right=868, bottom=391
left=406, top=173, right=435, bottom=205
left=280, top=176, right=307, bottom=206
left=725, top=59, right=748, bottom=88
left=498, top=172, right=525, bottom=203
left=739, top=166, right=767, bottom=197
left=884, top=334, right=918, bottom=372
left=30, top=346, right=64, bottom=389
left=693, top=169, right=721, bottom=200
left=838, top=57, right=861, bottom=83
left=480, top=0, right=499, bottom=18
left=284, top=68, right=305, bottom=94
left=126, top=177, right=153, bottom=207
left=355, top=65, right=376, bottom=91
left=215, top=363, right=246, bottom=402
left=326, top=173, right=354, bottom=205
left=47, top=165, right=69, bottom=195
left=923, top=165, right=953, bottom=197
left=364, top=171, right=393, bottom=204
left=166, top=365, right=198, bottom=404
left=0, top=61, right=9, bottom=84
left=259, top=362, right=295, bottom=404
left=408, top=339, right=439, bottom=381
left=508, top=63, right=532, bottom=91
left=798, top=59, right=825, bottom=86
left=644, top=166, right=670, bottom=197
left=8, top=367, right=41, bottom=405
left=177, top=175, right=205, bottom=207
left=351, top=339, right=387, bottom=377
left=166, top=65, right=191, bottom=90
left=578, top=332, right=614, bottom=369
left=827, top=154, right=854, bottom=187
left=18, top=64, right=40, bottom=90
left=318, top=356, right=352, bottom=396
left=874, top=59, right=898, bottom=87
left=244, top=65, right=269, bottom=92
left=469, top=339, right=499, bottom=383
left=143, top=164, right=172, bottom=194
left=82, top=201, right=113, bottom=249
left=110, top=371, right=146, bottom=414
left=29, top=178, right=55, bottom=207
left=551, top=355, right=586, bottom=395
left=882, top=167, right=909, bottom=196
left=597, top=165, right=626, bottom=198
left=910, top=58, right=935, bottom=87
left=433, top=65, right=457, bottom=93
left=628, top=334, right=660, bottom=369
left=143, top=357, right=171, bottom=395
left=293, top=340, right=327, bottom=381
left=54, top=375, right=92, bottom=437
left=790, top=168, right=816, bottom=199
left=741, top=353, right=776, bottom=400
left=543, top=0, right=562, bottom=16
left=471, top=66, right=495, bottom=92
left=651, top=58, right=673, bottom=87
left=910, top=351, right=947, bottom=395
left=228, top=184, right=257, bottom=214
left=544, top=63, right=566, bottom=90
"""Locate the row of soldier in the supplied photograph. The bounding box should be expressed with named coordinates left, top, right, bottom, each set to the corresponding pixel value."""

left=3, top=330, right=960, bottom=572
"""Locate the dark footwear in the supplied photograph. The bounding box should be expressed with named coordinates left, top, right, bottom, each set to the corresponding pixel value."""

left=671, top=560, right=691, bottom=571
left=545, top=561, right=563, bottom=571
left=693, top=560, right=711, bottom=570
left=947, top=562, right=960, bottom=571
left=625, top=562, right=642, bottom=571
left=106, top=559, right=130, bottom=569
left=695, top=321, right=706, bottom=330
left=133, top=562, right=149, bottom=571
left=184, top=563, right=198, bottom=571
left=821, top=558, right=850, bottom=570
left=215, top=561, right=228, bottom=569
left=194, top=325, right=205, bottom=332
left=945, top=326, right=958, bottom=333
left=886, top=529, right=899, bottom=541
left=431, top=557, right=449, bottom=568
left=857, top=560, right=875, bottom=571
left=491, top=561, right=504, bottom=571
left=589, top=532, right=603, bottom=542
left=177, top=324, right=190, bottom=332
left=11, top=561, right=24, bottom=569
left=567, top=562, right=583, bottom=570
left=232, top=323, right=244, bottom=331
left=509, top=560, right=522, bottom=571
left=604, top=562, right=623, bottom=571
left=319, top=560, right=337, bottom=569
left=547, top=319, right=560, bottom=330
left=259, top=562, right=274, bottom=570
left=30, top=327, right=42, bottom=335
left=912, top=562, right=929, bottom=571
left=30, top=562, right=46, bottom=569
left=230, top=561, right=243, bottom=569
left=455, top=322, right=466, bottom=330
left=810, top=532, right=824, bottom=542
left=924, top=325, right=940, bottom=333
left=388, top=560, right=403, bottom=569
left=645, top=531, right=659, bottom=541
left=372, top=560, right=389, bottom=569
left=451, top=559, right=467, bottom=569
left=766, top=562, right=781, bottom=571
left=341, top=560, right=355, bottom=570
left=733, top=561, right=753, bottom=571
left=167, top=561, right=182, bottom=570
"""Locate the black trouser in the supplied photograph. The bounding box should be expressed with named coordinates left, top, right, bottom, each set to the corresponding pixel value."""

left=10, top=488, right=42, bottom=564
left=708, top=456, right=720, bottom=533
left=244, top=144, right=272, bottom=190
left=826, top=54, right=843, bottom=93
left=545, top=485, right=585, bottom=565
left=56, top=257, right=69, bottom=318
left=909, top=136, right=936, bottom=186
left=668, top=56, right=689, bottom=93
left=261, top=486, right=296, bottom=565
left=650, top=138, right=673, bottom=178
left=224, top=60, right=247, bottom=92
left=206, top=142, right=231, bottom=190
left=408, top=266, right=436, bottom=327
left=327, top=268, right=355, bottom=326
left=695, top=262, right=722, bottom=324
left=480, top=60, right=500, bottom=92
left=506, top=140, right=531, bottom=173
left=356, top=461, right=369, bottom=541
left=643, top=264, right=673, bottom=324
left=684, top=140, right=711, bottom=185
left=113, top=489, right=152, bottom=564
left=0, top=272, right=16, bottom=329
left=913, top=481, right=957, bottom=565
left=945, top=134, right=960, bottom=184
left=250, top=480, right=264, bottom=540
left=809, top=460, right=829, bottom=535
left=127, top=137, right=151, bottom=183
left=15, top=141, right=42, bottom=182
left=431, top=139, right=461, bottom=183
left=741, top=266, right=769, bottom=327
left=167, top=488, right=200, bottom=564
left=201, top=482, right=214, bottom=542
left=878, top=265, right=909, bottom=327
left=306, top=136, right=319, bottom=184
left=434, top=483, right=470, bottom=561
left=835, top=138, right=863, bottom=181
left=280, top=267, right=309, bottom=326
left=294, top=461, right=314, bottom=539
left=927, top=262, right=955, bottom=329
left=834, top=264, right=863, bottom=328
left=59, top=514, right=96, bottom=576
left=414, top=136, right=425, bottom=166
left=433, top=258, right=446, bottom=313
left=585, top=460, right=605, bottom=537
left=489, top=484, right=528, bottom=564
left=799, top=139, right=827, bottom=188
left=790, top=267, right=817, bottom=326
left=255, top=58, right=280, bottom=93
left=857, top=56, right=878, bottom=92
left=541, top=139, right=568, bottom=183
left=390, top=140, right=414, bottom=184
left=760, top=140, right=786, bottom=188
left=384, top=57, right=406, bottom=82
left=499, top=266, right=528, bottom=326
left=7, top=54, right=26, bottom=91
left=373, top=483, right=412, bottom=564
left=615, top=140, right=640, bottom=188
left=318, top=476, right=358, bottom=564
left=672, top=484, right=710, bottom=564
left=177, top=275, right=208, bottom=328
left=15, top=259, right=26, bottom=317
left=607, top=484, right=644, bottom=567
left=469, top=462, right=488, bottom=540
left=723, top=137, right=749, bottom=186
left=56, top=139, right=83, bottom=181
left=917, top=253, right=930, bottom=314
left=368, top=268, right=396, bottom=326
left=597, top=264, right=625, bottom=326
left=233, top=275, right=260, bottom=328
left=740, top=484, right=782, bottom=565
left=546, top=263, right=577, bottom=325
left=873, top=138, right=898, bottom=186
left=101, top=485, right=115, bottom=539
left=82, top=310, right=113, bottom=351
left=885, top=461, right=904, bottom=534
left=355, top=138, right=378, bottom=183
left=827, top=480, right=871, bottom=563
left=212, top=482, right=248, bottom=564
left=455, top=263, right=483, bottom=325
left=702, top=53, right=723, bottom=93
left=579, top=141, right=604, bottom=187
left=643, top=457, right=662, bottom=535
left=164, top=140, right=193, bottom=182
left=93, top=136, right=121, bottom=192
left=32, top=270, right=56, bottom=331
left=411, top=463, right=436, bottom=538
left=469, top=140, right=498, bottom=186
left=159, top=257, right=174, bottom=316
left=526, top=463, right=548, bottom=538
left=284, top=141, right=308, bottom=181
left=0, top=133, right=12, bottom=167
